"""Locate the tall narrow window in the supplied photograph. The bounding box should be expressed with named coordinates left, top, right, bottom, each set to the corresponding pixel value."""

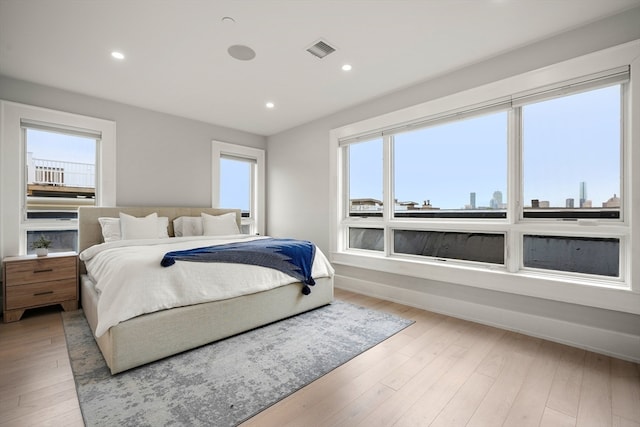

left=23, top=125, right=98, bottom=254
left=219, top=155, right=254, bottom=234
left=348, top=137, right=383, bottom=217
left=522, top=84, right=622, bottom=219
left=1, top=102, right=115, bottom=258
left=393, top=111, right=508, bottom=218
left=212, top=141, right=265, bottom=235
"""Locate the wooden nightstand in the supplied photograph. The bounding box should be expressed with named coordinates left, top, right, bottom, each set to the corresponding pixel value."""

left=2, top=252, right=78, bottom=322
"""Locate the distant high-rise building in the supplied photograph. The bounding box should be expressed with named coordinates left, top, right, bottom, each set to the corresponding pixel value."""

left=490, top=190, right=503, bottom=209
left=470, top=192, right=476, bottom=209
left=579, top=181, right=587, bottom=207
left=566, top=198, right=574, bottom=208
left=493, top=190, right=503, bottom=205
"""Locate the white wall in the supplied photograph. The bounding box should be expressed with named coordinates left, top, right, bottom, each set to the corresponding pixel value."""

left=0, top=76, right=266, bottom=208
left=266, top=7, right=640, bottom=361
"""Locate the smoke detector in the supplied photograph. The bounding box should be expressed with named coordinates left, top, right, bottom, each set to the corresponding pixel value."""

left=306, top=39, right=336, bottom=59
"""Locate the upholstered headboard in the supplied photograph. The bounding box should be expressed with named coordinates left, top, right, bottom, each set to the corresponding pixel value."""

left=78, top=206, right=242, bottom=253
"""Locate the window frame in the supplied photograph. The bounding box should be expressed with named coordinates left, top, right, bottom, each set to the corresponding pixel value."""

left=212, top=141, right=265, bottom=235
left=0, top=101, right=116, bottom=258
left=329, top=40, right=640, bottom=315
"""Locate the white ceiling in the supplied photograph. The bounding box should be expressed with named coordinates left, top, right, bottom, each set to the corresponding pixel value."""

left=1, top=0, right=639, bottom=136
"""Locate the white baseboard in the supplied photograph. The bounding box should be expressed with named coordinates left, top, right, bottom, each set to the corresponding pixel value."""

left=335, top=274, right=640, bottom=363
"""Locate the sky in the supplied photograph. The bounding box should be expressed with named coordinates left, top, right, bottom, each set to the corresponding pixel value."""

left=27, top=129, right=95, bottom=163
left=349, top=84, right=621, bottom=210
left=26, top=129, right=96, bottom=188
left=219, top=157, right=251, bottom=212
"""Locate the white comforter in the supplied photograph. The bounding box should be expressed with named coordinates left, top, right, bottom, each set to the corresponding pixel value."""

left=79, top=235, right=334, bottom=337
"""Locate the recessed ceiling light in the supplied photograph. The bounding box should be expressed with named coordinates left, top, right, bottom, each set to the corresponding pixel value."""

left=221, top=16, right=236, bottom=24
left=111, top=51, right=125, bottom=60
left=342, top=64, right=352, bottom=71
left=266, top=102, right=275, bottom=109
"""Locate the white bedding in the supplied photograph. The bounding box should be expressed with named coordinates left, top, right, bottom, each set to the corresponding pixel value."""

left=79, top=235, right=334, bottom=337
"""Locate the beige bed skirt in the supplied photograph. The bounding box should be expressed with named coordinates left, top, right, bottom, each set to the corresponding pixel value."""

left=81, top=275, right=334, bottom=374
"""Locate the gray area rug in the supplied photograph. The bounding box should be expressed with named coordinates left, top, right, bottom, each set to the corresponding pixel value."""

left=62, top=301, right=413, bottom=426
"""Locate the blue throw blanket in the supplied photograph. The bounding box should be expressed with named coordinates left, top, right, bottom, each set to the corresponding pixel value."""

left=161, top=238, right=317, bottom=295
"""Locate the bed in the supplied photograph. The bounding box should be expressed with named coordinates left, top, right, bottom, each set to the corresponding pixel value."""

left=77, top=206, right=334, bottom=374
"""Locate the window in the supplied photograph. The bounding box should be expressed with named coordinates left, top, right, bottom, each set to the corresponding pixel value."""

left=24, top=127, right=97, bottom=219
left=220, top=156, right=253, bottom=231
left=340, top=81, right=626, bottom=277
left=330, top=41, right=638, bottom=310
left=393, top=111, right=507, bottom=218
left=349, top=227, right=384, bottom=251
left=1, top=101, right=116, bottom=258
left=338, top=79, right=627, bottom=278
left=22, top=125, right=99, bottom=254
left=522, top=85, right=622, bottom=219
left=212, top=141, right=265, bottom=235
left=348, top=138, right=383, bottom=217
left=523, top=235, right=619, bottom=277
left=394, top=230, right=505, bottom=264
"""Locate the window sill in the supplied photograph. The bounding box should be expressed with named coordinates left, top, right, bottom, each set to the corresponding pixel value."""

left=331, top=251, right=640, bottom=315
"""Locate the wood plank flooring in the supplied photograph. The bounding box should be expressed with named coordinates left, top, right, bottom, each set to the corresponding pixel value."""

left=0, top=288, right=638, bottom=427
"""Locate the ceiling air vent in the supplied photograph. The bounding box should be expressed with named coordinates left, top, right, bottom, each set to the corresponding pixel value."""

left=306, top=39, right=336, bottom=59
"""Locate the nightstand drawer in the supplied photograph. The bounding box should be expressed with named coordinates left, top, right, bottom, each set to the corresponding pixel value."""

left=4, top=256, right=77, bottom=286
left=5, top=278, right=77, bottom=310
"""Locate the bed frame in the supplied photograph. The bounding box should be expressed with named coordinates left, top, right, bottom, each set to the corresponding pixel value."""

left=78, top=206, right=334, bottom=374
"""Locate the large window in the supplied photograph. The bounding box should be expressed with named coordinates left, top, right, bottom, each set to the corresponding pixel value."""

left=340, top=80, right=626, bottom=277
left=212, top=141, right=265, bottom=235
left=332, top=44, right=636, bottom=304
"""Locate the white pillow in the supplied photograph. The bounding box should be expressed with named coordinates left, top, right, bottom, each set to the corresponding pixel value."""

left=120, top=212, right=159, bottom=240
left=156, top=216, right=170, bottom=238
left=173, top=216, right=203, bottom=237
left=98, top=215, right=170, bottom=242
left=201, top=212, right=240, bottom=236
left=98, top=217, right=122, bottom=243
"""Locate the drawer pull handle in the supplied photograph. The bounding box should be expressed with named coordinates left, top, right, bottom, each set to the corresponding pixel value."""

left=34, top=291, right=54, bottom=296
left=33, top=269, right=54, bottom=273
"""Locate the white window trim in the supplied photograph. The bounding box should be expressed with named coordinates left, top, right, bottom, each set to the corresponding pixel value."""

left=330, top=39, right=640, bottom=315
left=0, top=101, right=116, bottom=258
left=211, top=141, right=265, bottom=235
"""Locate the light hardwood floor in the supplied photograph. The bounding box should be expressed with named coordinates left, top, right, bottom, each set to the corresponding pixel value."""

left=1, top=288, right=638, bottom=427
